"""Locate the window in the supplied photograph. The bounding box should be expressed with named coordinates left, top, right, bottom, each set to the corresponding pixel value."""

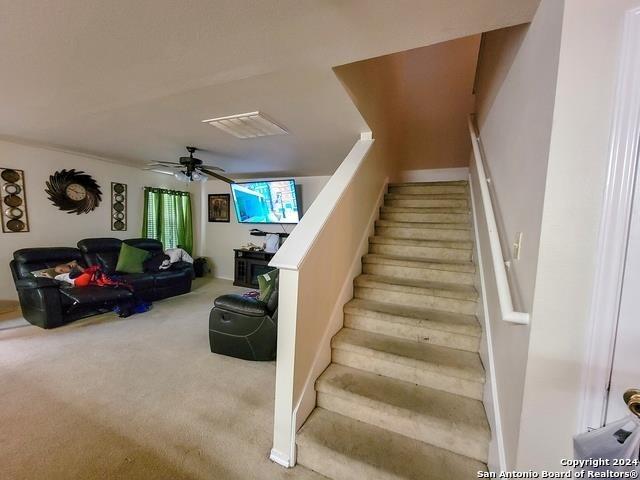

left=142, top=187, right=193, bottom=254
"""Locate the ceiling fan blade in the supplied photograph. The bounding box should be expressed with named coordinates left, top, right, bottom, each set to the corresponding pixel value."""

left=150, top=160, right=180, bottom=164
left=200, top=165, right=225, bottom=172
left=200, top=168, right=235, bottom=184
left=143, top=168, right=175, bottom=176
left=148, top=163, right=181, bottom=169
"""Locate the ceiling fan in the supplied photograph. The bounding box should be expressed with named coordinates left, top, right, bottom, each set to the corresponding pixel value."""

left=145, top=147, right=234, bottom=183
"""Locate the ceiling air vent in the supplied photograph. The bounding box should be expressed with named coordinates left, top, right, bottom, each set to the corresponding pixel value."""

left=201, top=111, right=288, bottom=139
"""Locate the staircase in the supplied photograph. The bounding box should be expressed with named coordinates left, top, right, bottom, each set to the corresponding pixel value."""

left=296, top=180, right=489, bottom=479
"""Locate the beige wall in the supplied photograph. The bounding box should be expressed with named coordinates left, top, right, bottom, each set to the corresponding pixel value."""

left=517, top=0, right=640, bottom=469
left=195, top=176, right=330, bottom=279
left=475, top=0, right=563, bottom=313
left=471, top=0, right=564, bottom=469
left=0, top=140, right=181, bottom=300
left=334, top=35, right=480, bottom=172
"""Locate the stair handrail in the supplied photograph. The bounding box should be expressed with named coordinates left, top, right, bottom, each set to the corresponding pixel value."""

left=468, top=116, right=530, bottom=325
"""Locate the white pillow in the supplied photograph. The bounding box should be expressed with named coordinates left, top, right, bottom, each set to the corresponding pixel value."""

left=54, top=273, right=75, bottom=285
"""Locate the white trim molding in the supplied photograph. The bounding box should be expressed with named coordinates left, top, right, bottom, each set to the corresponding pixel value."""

left=578, top=6, right=640, bottom=433
left=467, top=117, right=529, bottom=325
left=269, top=448, right=293, bottom=468
left=271, top=268, right=300, bottom=468
left=469, top=172, right=507, bottom=471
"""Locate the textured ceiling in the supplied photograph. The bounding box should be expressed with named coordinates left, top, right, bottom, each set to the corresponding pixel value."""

left=0, top=0, right=539, bottom=176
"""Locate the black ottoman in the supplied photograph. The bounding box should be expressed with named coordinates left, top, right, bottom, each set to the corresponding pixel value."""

left=208, top=289, right=278, bottom=361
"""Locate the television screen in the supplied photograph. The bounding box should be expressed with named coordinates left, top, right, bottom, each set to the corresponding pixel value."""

left=230, top=179, right=300, bottom=224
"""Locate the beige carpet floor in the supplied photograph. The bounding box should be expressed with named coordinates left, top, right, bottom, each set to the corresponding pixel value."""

left=0, top=278, right=323, bottom=480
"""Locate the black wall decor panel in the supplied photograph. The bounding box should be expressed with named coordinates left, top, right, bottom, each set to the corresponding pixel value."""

left=111, top=182, right=127, bottom=231
left=1, top=168, right=29, bottom=233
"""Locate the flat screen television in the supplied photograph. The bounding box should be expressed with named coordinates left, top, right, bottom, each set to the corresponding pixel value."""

left=230, top=179, right=300, bottom=224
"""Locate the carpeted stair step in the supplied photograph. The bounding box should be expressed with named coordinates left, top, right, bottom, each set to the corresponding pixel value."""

left=296, top=180, right=489, bottom=480
left=388, top=181, right=468, bottom=196
left=354, top=274, right=478, bottom=315
left=331, top=328, right=485, bottom=400
left=296, top=408, right=486, bottom=480
left=369, top=236, right=472, bottom=262
left=375, top=219, right=472, bottom=242
left=362, top=254, right=475, bottom=285
left=315, top=364, right=490, bottom=462
left=380, top=206, right=470, bottom=224
left=384, top=193, right=469, bottom=209
left=343, top=298, right=480, bottom=352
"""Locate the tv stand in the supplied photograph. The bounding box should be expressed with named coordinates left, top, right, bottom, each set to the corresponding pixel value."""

left=233, top=249, right=276, bottom=288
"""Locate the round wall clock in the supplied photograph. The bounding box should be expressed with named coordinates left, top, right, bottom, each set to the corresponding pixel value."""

left=45, top=169, right=102, bottom=214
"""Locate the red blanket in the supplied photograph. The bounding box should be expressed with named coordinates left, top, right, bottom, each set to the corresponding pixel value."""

left=73, top=265, right=133, bottom=291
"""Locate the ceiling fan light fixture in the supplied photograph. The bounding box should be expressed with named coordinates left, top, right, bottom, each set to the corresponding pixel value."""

left=191, top=170, right=207, bottom=182
left=202, top=111, right=288, bottom=139
left=174, top=171, right=190, bottom=182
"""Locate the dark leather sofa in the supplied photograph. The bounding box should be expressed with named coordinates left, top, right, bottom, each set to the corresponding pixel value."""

left=10, top=237, right=193, bottom=329
left=208, top=274, right=278, bottom=361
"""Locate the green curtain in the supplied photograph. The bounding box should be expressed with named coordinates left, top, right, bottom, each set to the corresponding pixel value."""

left=142, top=187, right=193, bottom=255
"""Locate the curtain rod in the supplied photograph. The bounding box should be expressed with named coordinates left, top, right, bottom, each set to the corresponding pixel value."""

left=144, top=186, right=190, bottom=195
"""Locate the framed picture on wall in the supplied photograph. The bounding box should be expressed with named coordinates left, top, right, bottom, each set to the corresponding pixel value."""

left=208, top=194, right=230, bottom=222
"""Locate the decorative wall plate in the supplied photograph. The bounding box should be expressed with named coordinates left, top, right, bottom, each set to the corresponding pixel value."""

left=111, top=182, right=127, bottom=231
left=1, top=170, right=20, bottom=183
left=4, top=194, right=22, bottom=207
left=6, top=219, right=25, bottom=232
left=45, top=169, right=101, bottom=214
left=3, top=183, right=21, bottom=195
left=0, top=168, right=29, bottom=233
left=5, top=207, right=23, bottom=219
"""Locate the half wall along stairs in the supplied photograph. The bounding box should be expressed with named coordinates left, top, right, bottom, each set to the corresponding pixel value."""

left=297, top=180, right=489, bottom=479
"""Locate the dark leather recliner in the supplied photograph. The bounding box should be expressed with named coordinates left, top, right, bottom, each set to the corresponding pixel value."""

left=10, top=237, right=194, bottom=329
left=11, top=247, right=90, bottom=329
left=209, top=276, right=278, bottom=361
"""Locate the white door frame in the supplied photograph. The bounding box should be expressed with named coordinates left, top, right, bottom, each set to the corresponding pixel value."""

left=578, top=6, right=640, bottom=432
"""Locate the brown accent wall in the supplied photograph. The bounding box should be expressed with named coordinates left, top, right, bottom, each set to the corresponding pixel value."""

left=334, top=35, right=481, bottom=171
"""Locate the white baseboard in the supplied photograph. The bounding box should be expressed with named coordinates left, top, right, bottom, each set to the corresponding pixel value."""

left=292, top=177, right=389, bottom=434
left=270, top=448, right=292, bottom=468
left=211, top=274, right=234, bottom=281
left=393, top=167, right=469, bottom=183
left=469, top=172, right=506, bottom=472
